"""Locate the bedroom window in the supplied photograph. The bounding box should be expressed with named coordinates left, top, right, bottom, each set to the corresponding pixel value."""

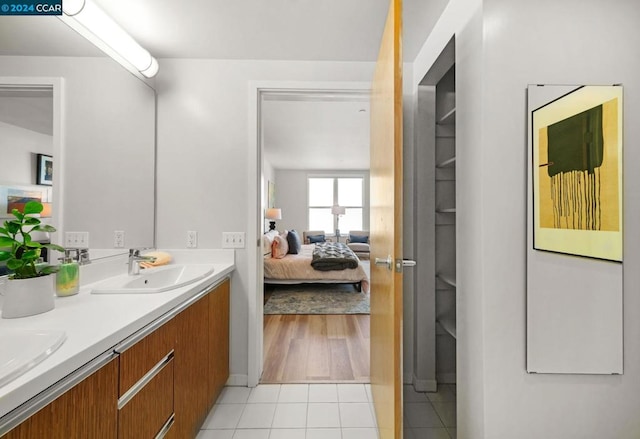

left=308, top=177, right=363, bottom=234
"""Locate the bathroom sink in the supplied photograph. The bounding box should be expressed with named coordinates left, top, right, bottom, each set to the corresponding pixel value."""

left=0, top=329, right=66, bottom=388
left=90, top=264, right=215, bottom=294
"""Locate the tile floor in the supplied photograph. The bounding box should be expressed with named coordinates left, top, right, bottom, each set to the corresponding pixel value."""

left=198, top=383, right=456, bottom=439
left=403, top=384, right=456, bottom=439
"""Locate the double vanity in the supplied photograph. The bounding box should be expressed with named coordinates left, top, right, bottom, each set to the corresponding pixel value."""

left=0, top=250, right=234, bottom=438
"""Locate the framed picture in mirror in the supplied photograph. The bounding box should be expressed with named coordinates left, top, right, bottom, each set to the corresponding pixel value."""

left=37, top=154, right=53, bottom=186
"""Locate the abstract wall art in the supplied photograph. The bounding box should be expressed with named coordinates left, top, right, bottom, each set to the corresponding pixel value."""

left=532, top=85, right=623, bottom=262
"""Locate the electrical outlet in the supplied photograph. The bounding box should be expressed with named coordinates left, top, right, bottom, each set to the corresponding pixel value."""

left=187, top=231, right=198, bottom=248
left=114, top=231, right=125, bottom=248
left=222, top=232, right=245, bottom=249
left=64, top=232, right=89, bottom=248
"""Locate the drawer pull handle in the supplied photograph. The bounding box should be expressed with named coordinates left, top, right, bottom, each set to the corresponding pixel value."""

left=118, top=350, right=174, bottom=410
left=155, top=413, right=175, bottom=439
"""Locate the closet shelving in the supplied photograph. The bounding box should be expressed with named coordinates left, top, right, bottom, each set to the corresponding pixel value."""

left=434, top=65, right=457, bottom=384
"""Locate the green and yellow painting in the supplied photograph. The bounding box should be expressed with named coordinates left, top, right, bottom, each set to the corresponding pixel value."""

left=533, top=86, right=623, bottom=262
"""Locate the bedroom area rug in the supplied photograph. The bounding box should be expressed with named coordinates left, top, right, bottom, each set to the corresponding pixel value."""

left=263, top=283, right=370, bottom=314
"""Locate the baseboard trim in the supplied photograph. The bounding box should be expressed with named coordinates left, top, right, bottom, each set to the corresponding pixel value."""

left=225, top=374, right=248, bottom=387
left=412, top=376, right=438, bottom=392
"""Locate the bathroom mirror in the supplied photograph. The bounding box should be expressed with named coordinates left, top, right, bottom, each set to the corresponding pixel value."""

left=0, top=16, right=156, bottom=261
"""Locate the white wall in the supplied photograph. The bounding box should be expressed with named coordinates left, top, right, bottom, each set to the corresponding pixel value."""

left=154, top=59, right=375, bottom=381
left=480, top=1, right=640, bottom=437
left=0, top=121, right=52, bottom=185
left=274, top=169, right=370, bottom=235
left=414, top=0, right=640, bottom=437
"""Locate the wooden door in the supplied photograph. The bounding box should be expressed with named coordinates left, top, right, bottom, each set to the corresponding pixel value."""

left=370, top=0, right=403, bottom=438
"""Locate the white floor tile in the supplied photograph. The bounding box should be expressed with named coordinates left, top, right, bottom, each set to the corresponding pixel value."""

left=307, top=403, right=341, bottom=428
left=249, top=385, right=281, bottom=403
left=342, top=427, right=379, bottom=439
left=197, top=430, right=234, bottom=439
left=339, top=402, right=376, bottom=428
left=338, top=384, right=368, bottom=402
left=278, top=384, right=309, bottom=402
left=426, top=385, right=456, bottom=403
left=272, top=403, right=308, bottom=428
left=233, top=429, right=271, bottom=439
left=404, top=403, right=444, bottom=428
left=237, top=403, right=277, bottom=429
left=218, top=386, right=252, bottom=404
left=202, top=404, right=245, bottom=429
left=431, top=402, right=456, bottom=428
left=447, top=427, right=457, bottom=438
left=403, top=385, right=428, bottom=403
left=309, top=384, right=339, bottom=402
left=269, top=429, right=306, bottom=439
left=306, top=428, right=342, bottom=439
left=411, top=428, right=451, bottom=439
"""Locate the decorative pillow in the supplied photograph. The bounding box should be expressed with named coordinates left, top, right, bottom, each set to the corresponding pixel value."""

left=286, top=229, right=302, bottom=254
left=271, top=235, right=289, bottom=259
left=263, top=230, right=279, bottom=256
left=349, top=234, right=369, bottom=244
left=307, top=234, right=325, bottom=244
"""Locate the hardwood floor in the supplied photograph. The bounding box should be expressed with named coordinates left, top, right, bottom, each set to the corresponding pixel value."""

left=262, top=314, right=370, bottom=383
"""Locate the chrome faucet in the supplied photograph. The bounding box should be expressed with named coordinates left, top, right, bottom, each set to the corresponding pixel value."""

left=128, top=249, right=157, bottom=275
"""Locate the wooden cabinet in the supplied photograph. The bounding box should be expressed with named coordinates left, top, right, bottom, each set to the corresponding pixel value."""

left=117, top=320, right=175, bottom=439
left=2, top=277, right=230, bottom=439
left=174, top=294, right=210, bottom=438
left=174, top=278, right=230, bottom=437
left=209, top=278, right=230, bottom=407
left=4, top=356, right=119, bottom=439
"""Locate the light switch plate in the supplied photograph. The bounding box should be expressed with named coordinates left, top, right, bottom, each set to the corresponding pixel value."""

left=222, top=232, right=245, bottom=249
left=64, top=232, right=89, bottom=248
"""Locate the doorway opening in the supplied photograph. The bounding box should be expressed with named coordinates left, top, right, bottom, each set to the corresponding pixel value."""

left=253, top=86, right=373, bottom=384
left=407, top=36, right=457, bottom=436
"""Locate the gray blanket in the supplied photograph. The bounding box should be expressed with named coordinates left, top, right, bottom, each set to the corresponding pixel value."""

left=311, top=242, right=359, bottom=271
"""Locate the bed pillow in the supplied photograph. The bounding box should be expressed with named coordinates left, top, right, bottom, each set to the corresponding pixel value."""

left=271, top=235, right=289, bottom=259
left=286, top=229, right=302, bottom=254
left=349, top=233, right=369, bottom=243
left=307, top=234, right=325, bottom=243
left=263, top=230, right=279, bottom=256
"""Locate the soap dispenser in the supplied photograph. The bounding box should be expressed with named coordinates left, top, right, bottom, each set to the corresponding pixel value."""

left=56, top=249, right=79, bottom=297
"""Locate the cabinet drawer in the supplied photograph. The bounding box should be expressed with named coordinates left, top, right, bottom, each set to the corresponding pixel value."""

left=118, top=319, right=175, bottom=396
left=3, top=356, right=119, bottom=439
left=118, top=357, right=174, bottom=439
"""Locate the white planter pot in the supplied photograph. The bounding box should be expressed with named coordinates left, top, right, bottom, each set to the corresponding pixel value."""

left=2, top=275, right=55, bottom=319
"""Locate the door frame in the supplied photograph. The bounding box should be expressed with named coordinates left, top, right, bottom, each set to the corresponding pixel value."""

left=247, top=80, right=372, bottom=387
left=0, top=77, right=64, bottom=247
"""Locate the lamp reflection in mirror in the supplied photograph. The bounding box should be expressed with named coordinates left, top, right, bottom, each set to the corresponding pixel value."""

left=331, top=205, right=345, bottom=239
left=59, top=0, right=159, bottom=78
left=265, top=208, right=282, bottom=232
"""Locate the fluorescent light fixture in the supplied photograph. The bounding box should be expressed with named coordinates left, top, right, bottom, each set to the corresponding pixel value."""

left=59, top=0, right=159, bottom=78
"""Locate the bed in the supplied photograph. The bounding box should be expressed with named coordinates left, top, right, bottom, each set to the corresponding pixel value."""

left=264, top=242, right=370, bottom=293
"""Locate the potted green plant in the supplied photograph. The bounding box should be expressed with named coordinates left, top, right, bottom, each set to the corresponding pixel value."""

left=0, top=201, right=65, bottom=318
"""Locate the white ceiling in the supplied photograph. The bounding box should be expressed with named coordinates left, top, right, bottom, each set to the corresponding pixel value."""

left=0, top=0, right=449, bottom=61
left=263, top=94, right=370, bottom=170
left=0, top=89, right=53, bottom=136
left=0, top=0, right=450, bottom=170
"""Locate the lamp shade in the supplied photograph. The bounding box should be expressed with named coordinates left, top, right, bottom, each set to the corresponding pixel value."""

left=331, top=206, right=346, bottom=215
left=265, top=208, right=282, bottom=220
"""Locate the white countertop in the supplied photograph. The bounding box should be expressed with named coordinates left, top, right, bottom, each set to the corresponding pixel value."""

left=0, top=249, right=235, bottom=418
